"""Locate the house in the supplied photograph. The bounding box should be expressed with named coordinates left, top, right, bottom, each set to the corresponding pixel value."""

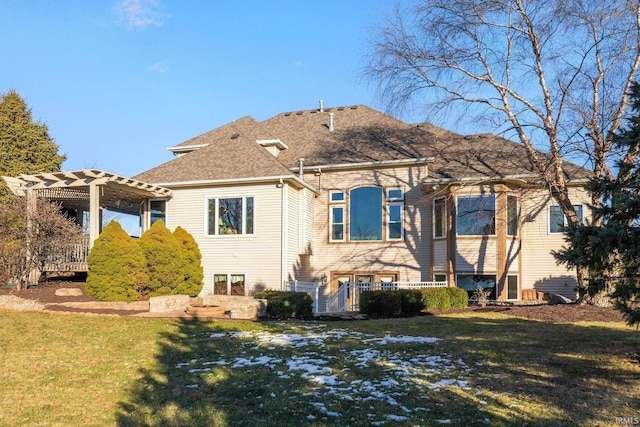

left=131, top=103, right=590, bottom=303
left=6, top=103, right=590, bottom=307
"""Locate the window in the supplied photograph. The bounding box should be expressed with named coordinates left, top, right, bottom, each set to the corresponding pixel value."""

left=331, top=206, right=345, bottom=241
left=149, top=199, right=166, bottom=226
left=549, top=205, right=583, bottom=233
left=387, top=187, right=403, bottom=200
left=330, top=190, right=345, bottom=202
left=507, top=275, right=518, bottom=300
left=457, top=274, right=497, bottom=300
left=457, top=195, right=496, bottom=235
left=330, top=186, right=404, bottom=242
left=507, top=195, right=518, bottom=236
left=434, top=198, right=446, bottom=238
left=349, top=187, right=383, bottom=241
left=213, top=273, right=246, bottom=295
left=387, top=203, right=403, bottom=240
left=207, top=197, right=254, bottom=235
left=434, top=273, right=447, bottom=282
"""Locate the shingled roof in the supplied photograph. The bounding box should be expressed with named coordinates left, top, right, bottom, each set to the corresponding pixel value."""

left=133, top=104, right=590, bottom=185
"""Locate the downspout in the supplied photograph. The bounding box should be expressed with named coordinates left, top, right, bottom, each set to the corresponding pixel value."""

left=280, top=178, right=287, bottom=290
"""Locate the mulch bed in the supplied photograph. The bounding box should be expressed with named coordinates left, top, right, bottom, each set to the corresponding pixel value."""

left=0, top=280, right=629, bottom=323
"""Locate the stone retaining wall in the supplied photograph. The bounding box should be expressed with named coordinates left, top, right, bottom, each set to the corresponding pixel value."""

left=201, top=295, right=267, bottom=320
left=50, top=300, right=150, bottom=311
left=149, top=295, right=190, bottom=313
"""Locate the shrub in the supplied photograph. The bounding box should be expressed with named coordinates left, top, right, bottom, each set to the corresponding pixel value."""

left=86, top=221, right=148, bottom=302
left=360, top=291, right=402, bottom=316
left=447, top=287, right=469, bottom=308
left=398, top=289, right=425, bottom=313
left=422, top=288, right=451, bottom=311
left=138, top=220, right=185, bottom=297
left=173, top=226, right=204, bottom=296
left=254, top=291, right=313, bottom=319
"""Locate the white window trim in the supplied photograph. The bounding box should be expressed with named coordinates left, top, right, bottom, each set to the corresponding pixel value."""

left=386, top=201, right=404, bottom=241
left=433, top=197, right=447, bottom=239
left=329, top=204, right=346, bottom=242
left=548, top=204, right=584, bottom=234
left=205, top=195, right=255, bottom=237
left=329, top=190, right=345, bottom=203
left=386, top=187, right=404, bottom=201
left=456, top=194, right=497, bottom=236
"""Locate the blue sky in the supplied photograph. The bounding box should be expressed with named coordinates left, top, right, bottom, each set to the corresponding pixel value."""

left=1, top=0, right=396, bottom=178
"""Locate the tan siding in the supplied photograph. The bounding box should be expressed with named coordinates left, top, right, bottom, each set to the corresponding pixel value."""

left=519, top=187, right=589, bottom=298
left=305, top=165, right=430, bottom=299
left=455, top=238, right=498, bottom=272
left=433, top=239, right=447, bottom=270
left=165, top=183, right=283, bottom=295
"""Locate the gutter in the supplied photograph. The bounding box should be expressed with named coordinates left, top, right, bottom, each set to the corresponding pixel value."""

left=291, top=157, right=434, bottom=173
left=151, top=174, right=319, bottom=194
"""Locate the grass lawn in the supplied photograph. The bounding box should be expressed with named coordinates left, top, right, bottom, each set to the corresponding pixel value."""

left=0, top=311, right=638, bottom=426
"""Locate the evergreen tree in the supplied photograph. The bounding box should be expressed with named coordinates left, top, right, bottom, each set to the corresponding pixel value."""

left=555, top=82, right=640, bottom=327
left=0, top=90, right=66, bottom=199
left=138, top=220, right=185, bottom=296
left=173, top=226, right=204, bottom=296
left=86, top=221, right=148, bottom=302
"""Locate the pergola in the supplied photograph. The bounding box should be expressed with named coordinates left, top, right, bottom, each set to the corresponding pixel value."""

left=3, top=169, right=172, bottom=247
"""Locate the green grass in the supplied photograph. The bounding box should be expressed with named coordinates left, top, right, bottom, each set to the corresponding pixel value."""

left=0, top=311, right=638, bottom=426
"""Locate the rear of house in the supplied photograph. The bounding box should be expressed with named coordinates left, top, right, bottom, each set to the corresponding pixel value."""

left=132, top=103, right=589, bottom=305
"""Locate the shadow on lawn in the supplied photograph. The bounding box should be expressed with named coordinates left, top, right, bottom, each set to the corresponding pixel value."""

left=115, top=320, right=273, bottom=426
left=389, top=313, right=640, bottom=425
left=114, top=315, right=640, bottom=426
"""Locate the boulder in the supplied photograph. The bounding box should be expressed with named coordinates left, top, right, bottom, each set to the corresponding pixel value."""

left=549, top=294, right=573, bottom=305
left=54, top=288, right=83, bottom=297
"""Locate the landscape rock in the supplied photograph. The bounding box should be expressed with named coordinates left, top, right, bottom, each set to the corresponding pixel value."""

left=549, top=294, right=573, bottom=305
left=54, top=288, right=83, bottom=297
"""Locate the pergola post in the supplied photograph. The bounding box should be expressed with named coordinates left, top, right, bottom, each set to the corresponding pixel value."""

left=89, top=182, right=100, bottom=249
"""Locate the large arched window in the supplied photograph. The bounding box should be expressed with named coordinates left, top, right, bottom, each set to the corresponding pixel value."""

left=349, top=186, right=383, bottom=241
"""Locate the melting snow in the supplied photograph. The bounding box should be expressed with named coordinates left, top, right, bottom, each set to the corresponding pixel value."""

left=175, top=323, right=479, bottom=423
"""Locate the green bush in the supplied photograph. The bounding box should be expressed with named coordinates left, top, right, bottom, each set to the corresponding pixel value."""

left=447, top=287, right=469, bottom=308
left=360, top=291, right=402, bottom=316
left=86, top=221, right=148, bottom=302
left=138, top=220, right=185, bottom=297
left=398, top=289, right=425, bottom=313
left=254, top=291, right=313, bottom=319
left=422, top=288, right=452, bottom=311
left=173, top=226, right=204, bottom=296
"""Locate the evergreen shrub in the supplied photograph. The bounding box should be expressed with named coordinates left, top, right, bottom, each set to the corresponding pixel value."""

left=254, top=291, right=313, bottom=319
left=447, top=287, right=469, bottom=308
left=173, top=226, right=204, bottom=296
left=86, top=221, right=148, bottom=302
left=138, top=220, right=185, bottom=297
left=359, top=291, right=402, bottom=315
left=398, top=289, right=425, bottom=313
left=422, top=288, right=452, bottom=310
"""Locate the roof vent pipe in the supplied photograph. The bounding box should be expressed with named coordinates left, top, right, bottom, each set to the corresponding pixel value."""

left=319, top=100, right=324, bottom=112
left=329, top=113, right=334, bottom=132
left=298, top=158, right=305, bottom=180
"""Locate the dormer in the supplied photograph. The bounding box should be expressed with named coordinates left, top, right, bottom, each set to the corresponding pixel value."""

left=257, top=139, right=288, bottom=157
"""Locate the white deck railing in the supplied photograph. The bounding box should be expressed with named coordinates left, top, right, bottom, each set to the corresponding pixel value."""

left=283, top=280, right=320, bottom=314
left=284, top=280, right=448, bottom=314
left=325, top=281, right=447, bottom=313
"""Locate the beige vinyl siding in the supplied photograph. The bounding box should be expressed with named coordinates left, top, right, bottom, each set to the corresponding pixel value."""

left=165, top=182, right=284, bottom=295
left=433, top=239, right=447, bottom=270
left=285, top=184, right=300, bottom=283
left=455, top=238, right=498, bottom=272
left=506, top=237, right=520, bottom=273
left=519, top=187, right=589, bottom=298
left=308, top=165, right=431, bottom=300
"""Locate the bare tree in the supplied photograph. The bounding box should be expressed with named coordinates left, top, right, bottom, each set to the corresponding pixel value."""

left=367, top=0, right=640, bottom=224
left=0, top=196, right=82, bottom=289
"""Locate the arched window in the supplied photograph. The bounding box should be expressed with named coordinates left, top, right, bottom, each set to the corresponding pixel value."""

left=349, top=186, right=383, bottom=241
